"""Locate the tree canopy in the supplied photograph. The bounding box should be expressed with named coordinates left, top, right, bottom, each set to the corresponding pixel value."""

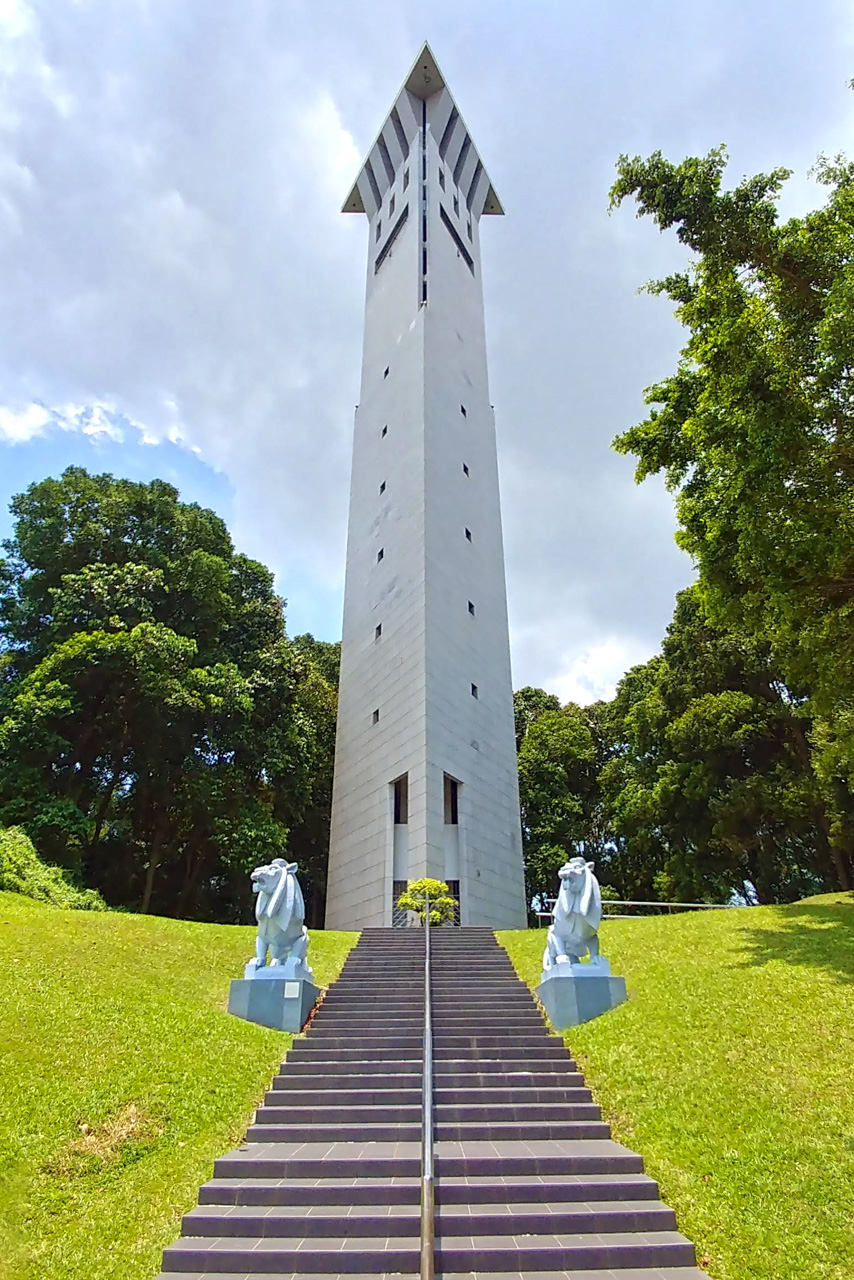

left=0, top=467, right=339, bottom=921
left=609, top=146, right=854, bottom=884
left=514, top=588, right=852, bottom=906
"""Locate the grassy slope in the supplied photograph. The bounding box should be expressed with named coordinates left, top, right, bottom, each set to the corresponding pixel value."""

left=0, top=892, right=356, bottom=1280
left=499, top=895, right=854, bottom=1280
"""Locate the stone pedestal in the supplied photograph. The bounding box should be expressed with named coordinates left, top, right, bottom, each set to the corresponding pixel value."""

left=228, top=971, right=320, bottom=1033
left=536, top=962, right=626, bottom=1030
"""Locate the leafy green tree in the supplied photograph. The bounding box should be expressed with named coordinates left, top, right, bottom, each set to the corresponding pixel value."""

left=606, top=589, right=844, bottom=903
left=609, top=144, right=854, bottom=887
left=513, top=686, right=561, bottom=751
left=0, top=468, right=339, bottom=920
left=395, top=877, right=457, bottom=926
left=517, top=703, right=604, bottom=906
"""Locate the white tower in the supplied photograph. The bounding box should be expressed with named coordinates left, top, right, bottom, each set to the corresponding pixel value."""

left=325, top=44, right=527, bottom=930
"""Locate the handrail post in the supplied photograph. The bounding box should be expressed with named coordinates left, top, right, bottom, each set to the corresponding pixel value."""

left=420, top=891, right=435, bottom=1280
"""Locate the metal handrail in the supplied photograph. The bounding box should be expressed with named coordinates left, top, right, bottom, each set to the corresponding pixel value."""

left=535, top=897, right=743, bottom=924
left=420, top=893, right=435, bottom=1280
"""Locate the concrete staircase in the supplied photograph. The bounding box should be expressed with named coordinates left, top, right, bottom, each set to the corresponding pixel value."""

left=157, top=926, right=704, bottom=1278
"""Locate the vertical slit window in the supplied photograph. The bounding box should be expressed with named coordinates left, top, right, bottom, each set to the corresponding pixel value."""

left=382, top=425, right=388, bottom=437
left=463, top=463, right=469, bottom=476
left=460, top=404, right=467, bottom=417
left=394, top=774, right=409, bottom=824
left=403, top=168, right=410, bottom=190
left=444, top=775, right=459, bottom=825
left=376, top=219, right=382, bottom=242
left=465, top=528, right=472, bottom=541
left=471, top=683, right=478, bottom=699
left=375, top=623, right=382, bottom=640
left=379, top=480, right=386, bottom=494
left=377, top=548, right=384, bottom=563
left=373, top=708, right=380, bottom=724
left=439, top=169, right=446, bottom=190
left=468, top=600, right=475, bottom=616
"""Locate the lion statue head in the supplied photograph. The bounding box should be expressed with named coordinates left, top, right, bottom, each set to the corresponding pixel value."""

left=554, top=856, right=601, bottom=929
left=251, top=858, right=304, bottom=935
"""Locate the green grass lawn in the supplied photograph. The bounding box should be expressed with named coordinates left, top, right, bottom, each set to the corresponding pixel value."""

left=0, top=892, right=356, bottom=1280
left=500, top=893, right=854, bottom=1280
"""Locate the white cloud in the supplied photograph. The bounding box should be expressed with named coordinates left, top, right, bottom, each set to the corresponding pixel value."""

left=0, top=0, right=850, bottom=691
left=550, top=638, right=653, bottom=707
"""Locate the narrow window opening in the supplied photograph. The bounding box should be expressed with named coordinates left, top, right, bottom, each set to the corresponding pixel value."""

left=453, top=194, right=459, bottom=216
left=389, top=194, right=395, bottom=217
left=373, top=708, right=380, bottom=724
left=471, top=683, right=478, bottom=699
left=465, top=528, right=472, bottom=541
left=377, top=548, right=384, bottom=562
left=468, top=600, right=475, bottom=616
left=379, top=480, right=386, bottom=494
left=383, top=366, right=389, bottom=379
left=439, top=169, right=446, bottom=190
left=394, top=774, right=409, bottom=824
left=403, top=168, right=410, bottom=190
left=382, top=425, right=388, bottom=438
left=444, top=774, right=459, bottom=825
left=460, top=403, right=467, bottom=417
left=462, top=463, right=469, bottom=476
left=376, top=219, right=382, bottom=242
left=467, top=219, right=472, bottom=241
left=375, top=623, right=382, bottom=640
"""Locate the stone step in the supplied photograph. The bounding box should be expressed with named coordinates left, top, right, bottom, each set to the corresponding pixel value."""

left=434, top=1119, right=611, bottom=1141
left=263, top=1087, right=422, bottom=1107
left=286, top=1047, right=422, bottom=1061
left=271, top=1071, right=422, bottom=1090
left=160, top=1229, right=697, bottom=1273
left=433, top=1101, right=603, bottom=1122
left=245, top=1121, right=421, bottom=1143
left=254, top=1104, right=422, bottom=1125
left=432, top=1061, right=579, bottom=1078
left=181, top=1198, right=676, bottom=1239
left=215, top=1143, right=422, bottom=1180
left=215, top=1138, right=642, bottom=1180
left=198, top=1171, right=662, bottom=1208
left=199, top=1177, right=421, bottom=1207
left=275, top=1059, right=422, bottom=1077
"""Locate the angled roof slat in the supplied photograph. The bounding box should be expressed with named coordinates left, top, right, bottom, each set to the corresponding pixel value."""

left=342, top=42, right=503, bottom=217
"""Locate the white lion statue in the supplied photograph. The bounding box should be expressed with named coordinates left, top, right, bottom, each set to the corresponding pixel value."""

left=246, top=858, right=313, bottom=981
left=542, top=857, right=606, bottom=973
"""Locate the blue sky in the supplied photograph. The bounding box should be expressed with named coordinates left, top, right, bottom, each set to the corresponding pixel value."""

left=1, top=0, right=851, bottom=697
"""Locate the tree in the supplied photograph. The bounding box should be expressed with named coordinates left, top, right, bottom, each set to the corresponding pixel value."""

left=395, top=877, right=457, bottom=926
left=517, top=702, right=605, bottom=906
left=513, top=686, right=561, bottom=751
left=0, top=468, right=339, bottom=919
left=605, top=588, right=844, bottom=903
left=609, top=144, right=854, bottom=886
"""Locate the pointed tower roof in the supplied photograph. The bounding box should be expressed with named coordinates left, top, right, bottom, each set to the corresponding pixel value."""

left=342, top=42, right=503, bottom=218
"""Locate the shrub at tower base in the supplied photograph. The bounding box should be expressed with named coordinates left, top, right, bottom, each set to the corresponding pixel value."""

left=0, top=891, right=356, bottom=1280
left=501, top=898, right=854, bottom=1280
